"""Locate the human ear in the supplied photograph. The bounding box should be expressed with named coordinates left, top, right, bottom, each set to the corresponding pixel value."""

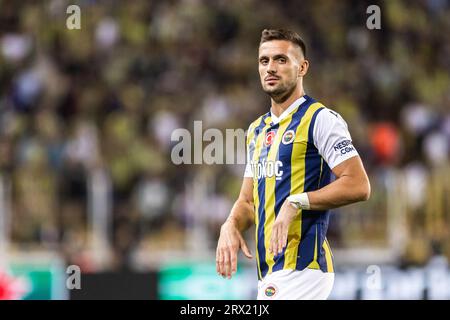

left=298, top=60, right=309, bottom=77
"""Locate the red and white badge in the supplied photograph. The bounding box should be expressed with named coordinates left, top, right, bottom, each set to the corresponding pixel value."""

left=265, top=130, right=276, bottom=146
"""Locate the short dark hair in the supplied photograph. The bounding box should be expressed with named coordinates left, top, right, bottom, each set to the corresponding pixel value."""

left=260, top=29, right=306, bottom=58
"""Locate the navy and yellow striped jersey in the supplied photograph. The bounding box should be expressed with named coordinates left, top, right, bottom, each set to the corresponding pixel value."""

left=247, top=95, right=334, bottom=280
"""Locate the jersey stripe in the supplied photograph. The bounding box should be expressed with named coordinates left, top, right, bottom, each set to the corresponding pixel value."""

left=296, top=102, right=323, bottom=270
left=253, top=114, right=272, bottom=279
left=323, top=238, right=334, bottom=272
left=263, top=115, right=296, bottom=275
left=248, top=113, right=269, bottom=280
left=307, top=225, right=321, bottom=269
left=247, top=115, right=265, bottom=160
left=273, top=97, right=314, bottom=272
left=305, top=106, right=334, bottom=273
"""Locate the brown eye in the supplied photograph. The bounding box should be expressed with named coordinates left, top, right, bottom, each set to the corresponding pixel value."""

left=279, top=58, right=286, bottom=64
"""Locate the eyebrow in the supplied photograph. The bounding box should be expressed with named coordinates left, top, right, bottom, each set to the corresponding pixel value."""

left=259, top=54, right=289, bottom=61
left=273, top=54, right=288, bottom=60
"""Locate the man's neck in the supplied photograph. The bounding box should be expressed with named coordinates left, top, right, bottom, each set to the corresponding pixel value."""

left=270, top=87, right=305, bottom=118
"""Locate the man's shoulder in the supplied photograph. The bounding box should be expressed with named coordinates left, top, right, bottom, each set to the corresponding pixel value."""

left=305, top=98, right=340, bottom=122
left=312, top=104, right=350, bottom=138
left=306, top=97, right=327, bottom=113
left=294, top=95, right=328, bottom=119
left=302, top=99, right=350, bottom=136
left=314, top=106, right=345, bottom=124
left=247, top=111, right=270, bottom=131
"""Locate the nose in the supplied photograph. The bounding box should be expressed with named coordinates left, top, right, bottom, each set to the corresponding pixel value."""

left=267, top=59, right=277, bottom=74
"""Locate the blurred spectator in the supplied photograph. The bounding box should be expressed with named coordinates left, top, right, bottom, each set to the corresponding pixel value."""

left=0, top=0, right=448, bottom=271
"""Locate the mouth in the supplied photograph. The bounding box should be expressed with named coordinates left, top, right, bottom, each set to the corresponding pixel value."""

left=265, top=77, right=280, bottom=84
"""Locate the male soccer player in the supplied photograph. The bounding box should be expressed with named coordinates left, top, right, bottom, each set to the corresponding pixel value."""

left=216, top=29, right=371, bottom=300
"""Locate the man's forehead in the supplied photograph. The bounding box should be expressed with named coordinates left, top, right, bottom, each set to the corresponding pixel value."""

left=258, top=40, right=299, bottom=57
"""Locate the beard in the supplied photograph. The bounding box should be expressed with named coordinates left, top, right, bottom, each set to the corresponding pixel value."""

left=263, top=80, right=297, bottom=104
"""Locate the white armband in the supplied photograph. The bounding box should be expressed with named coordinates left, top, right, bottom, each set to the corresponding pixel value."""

left=287, top=193, right=310, bottom=210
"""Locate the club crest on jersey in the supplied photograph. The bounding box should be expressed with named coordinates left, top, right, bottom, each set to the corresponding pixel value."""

left=265, top=130, right=276, bottom=147
left=282, top=130, right=295, bottom=145
left=265, top=284, right=278, bottom=298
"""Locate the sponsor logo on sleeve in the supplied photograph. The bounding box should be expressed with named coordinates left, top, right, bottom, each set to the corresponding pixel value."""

left=333, top=140, right=355, bottom=155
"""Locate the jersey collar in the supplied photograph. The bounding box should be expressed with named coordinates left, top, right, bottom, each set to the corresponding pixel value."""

left=269, top=95, right=307, bottom=125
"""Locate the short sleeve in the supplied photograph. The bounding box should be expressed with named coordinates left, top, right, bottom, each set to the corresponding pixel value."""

left=313, top=108, right=359, bottom=169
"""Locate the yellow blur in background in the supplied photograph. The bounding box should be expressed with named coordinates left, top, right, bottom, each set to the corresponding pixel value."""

left=0, top=0, right=449, bottom=299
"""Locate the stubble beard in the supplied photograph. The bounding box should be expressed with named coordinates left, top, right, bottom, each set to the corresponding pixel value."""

left=263, top=81, right=297, bottom=104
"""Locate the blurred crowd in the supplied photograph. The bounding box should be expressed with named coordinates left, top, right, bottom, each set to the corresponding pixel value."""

left=0, top=0, right=449, bottom=271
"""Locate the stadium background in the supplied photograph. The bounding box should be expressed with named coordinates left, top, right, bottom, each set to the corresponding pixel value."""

left=0, top=0, right=449, bottom=299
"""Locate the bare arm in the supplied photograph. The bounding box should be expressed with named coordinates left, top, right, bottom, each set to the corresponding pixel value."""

left=216, top=177, right=254, bottom=279
left=225, top=177, right=255, bottom=232
left=307, top=155, right=371, bottom=210
left=269, top=155, right=370, bottom=255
